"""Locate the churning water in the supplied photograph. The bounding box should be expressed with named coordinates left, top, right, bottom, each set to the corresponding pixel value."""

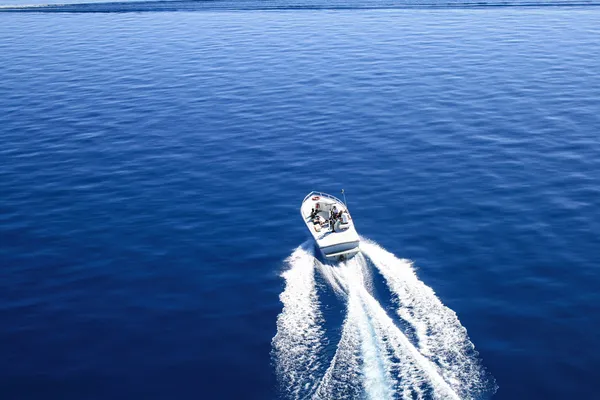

left=273, top=239, right=496, bottom=400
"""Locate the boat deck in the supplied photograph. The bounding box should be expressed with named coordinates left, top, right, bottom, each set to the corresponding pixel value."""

left=300, top=192, right=360, bottom=255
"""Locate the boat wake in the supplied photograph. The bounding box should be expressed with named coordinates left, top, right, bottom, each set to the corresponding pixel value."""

left=272, top=238, right=496, bottom=400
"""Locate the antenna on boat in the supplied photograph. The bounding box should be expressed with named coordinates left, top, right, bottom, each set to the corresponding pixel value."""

left=341, top=189, right=347, bottom=206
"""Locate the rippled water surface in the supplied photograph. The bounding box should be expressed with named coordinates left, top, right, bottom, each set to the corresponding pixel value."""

left=1, top=6, right=600, bottom=400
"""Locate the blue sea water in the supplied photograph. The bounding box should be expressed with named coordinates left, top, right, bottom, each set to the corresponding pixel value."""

left=1, top=3, right=600, bottom=399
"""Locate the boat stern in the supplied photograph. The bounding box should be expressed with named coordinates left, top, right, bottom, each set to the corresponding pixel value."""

left=320, top=240, right=361, bottom=262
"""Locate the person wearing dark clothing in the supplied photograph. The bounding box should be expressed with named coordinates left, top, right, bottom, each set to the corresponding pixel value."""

left=330, top=208, right=337, bottom=232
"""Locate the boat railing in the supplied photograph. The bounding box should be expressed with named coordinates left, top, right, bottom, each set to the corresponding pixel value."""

left=303, top=191, right=346, bottom=206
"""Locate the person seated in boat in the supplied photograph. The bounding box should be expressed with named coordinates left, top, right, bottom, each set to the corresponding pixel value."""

left=331, top=206, right=339, bottom=221
left=314, top=215, right=325, bottom=226
left=313, top=216, right=322, bottom=232
left=339, top=210, right=350, bottom=226
left=310, top=208, right=317, bottom=219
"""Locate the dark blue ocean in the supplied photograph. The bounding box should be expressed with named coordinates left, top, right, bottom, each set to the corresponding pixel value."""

left=1, top=2, right=600, bottom=399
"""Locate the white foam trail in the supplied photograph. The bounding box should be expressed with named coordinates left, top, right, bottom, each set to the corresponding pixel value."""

left=272, top=244, right=327, bottom=400
left=274, top=239, right=494, bottom=399
left=360, top=238, right=495, bottom=399
left=346, top=262, right=395, bottom=400
left=315, top=260, right=347, bottom=297
left=314, top=255, right=460, bottom=400
left=312, top=293, right=362, bottom=400
left=314, top=259, right=394, bottom=400
left=350, top=255, right=461, bottom=400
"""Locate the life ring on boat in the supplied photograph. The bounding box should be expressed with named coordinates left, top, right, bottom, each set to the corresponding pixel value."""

left=312, top=196, right=320, bottom=201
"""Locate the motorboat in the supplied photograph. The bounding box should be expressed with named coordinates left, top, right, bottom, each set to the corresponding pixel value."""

left=300, top=191, right=360, bottom=261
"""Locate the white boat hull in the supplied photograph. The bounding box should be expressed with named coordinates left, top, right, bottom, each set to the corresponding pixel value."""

left=300, top=191, right=360, bottom=261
